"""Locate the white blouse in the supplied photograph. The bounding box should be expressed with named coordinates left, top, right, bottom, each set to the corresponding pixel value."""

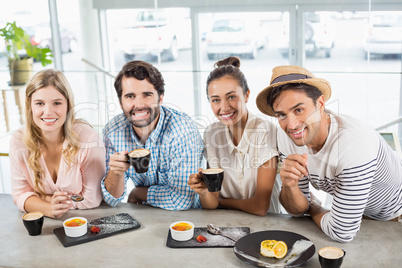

left=203, top=113, right=281, bottom=213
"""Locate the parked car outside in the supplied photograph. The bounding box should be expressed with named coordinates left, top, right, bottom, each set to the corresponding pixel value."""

left=116, top=9, right=191, bottom=62
left=365, top=12, right=402, bottom=59
left=205, top=18, right=268, bottom=60
left=278, top=12, right=336, bottom=58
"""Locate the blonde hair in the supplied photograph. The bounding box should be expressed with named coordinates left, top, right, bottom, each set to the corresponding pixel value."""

left=23, top=69, right=82, bottom=198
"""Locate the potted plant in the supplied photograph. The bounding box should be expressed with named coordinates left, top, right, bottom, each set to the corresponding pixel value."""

left=0, top=21, right=53, bottom=85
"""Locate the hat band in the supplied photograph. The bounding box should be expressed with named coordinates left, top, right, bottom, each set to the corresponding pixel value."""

left=271, top=73, right=312, bottom=85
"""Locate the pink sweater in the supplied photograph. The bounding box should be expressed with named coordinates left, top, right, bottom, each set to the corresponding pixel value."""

left=10, top=123, right=106, bottom=212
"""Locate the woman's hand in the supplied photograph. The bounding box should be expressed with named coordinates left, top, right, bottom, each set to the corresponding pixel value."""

left=188, top=168, right=208, bottom=196
left=188, top=168, right=220, bottom=209
left=50, top=191, right=72, bottom=218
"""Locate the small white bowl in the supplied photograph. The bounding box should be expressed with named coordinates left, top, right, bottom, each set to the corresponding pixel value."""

left=63, top=217, right=88, bottom=237
left=170, top=221, right=194, bottom=241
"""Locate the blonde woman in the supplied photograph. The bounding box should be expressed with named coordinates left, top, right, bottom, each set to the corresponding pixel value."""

left=10, top=69, right=106, bottom=218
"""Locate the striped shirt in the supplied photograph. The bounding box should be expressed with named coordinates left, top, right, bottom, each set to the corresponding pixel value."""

left=278, top=110, right=402, bottom=243
left=101, top=106, right=204, bottom=210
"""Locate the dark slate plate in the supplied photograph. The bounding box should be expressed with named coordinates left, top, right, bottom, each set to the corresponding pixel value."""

left=54, top=213, right=141, bottom=247
left=166, top=227, right=250, bottom=248
left=234, top=230, right=315, bottom=267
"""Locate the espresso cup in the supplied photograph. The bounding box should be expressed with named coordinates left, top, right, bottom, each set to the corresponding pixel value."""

left=318, top=247, right=346, bottom=268
left=126, top=148, right=151, bottom=173
left=22, top=212, right=44, bottom=236
left=201, top=168, right=224, bottom=192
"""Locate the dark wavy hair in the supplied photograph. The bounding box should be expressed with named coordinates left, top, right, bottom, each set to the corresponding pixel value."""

left=267, top=83, right=323, bottom=110
left=114, top=60, right=165, bottom=100
left=205, top=56, right=249, bottom=98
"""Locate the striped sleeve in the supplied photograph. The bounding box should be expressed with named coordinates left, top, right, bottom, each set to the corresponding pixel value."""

left=320, top=159, right=377, bottom=243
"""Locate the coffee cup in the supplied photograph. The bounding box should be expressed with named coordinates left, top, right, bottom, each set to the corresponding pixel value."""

left=201, top=168, right=224, bottom=192
left=318, top=247, right=346, bottom=268
left=126, top=148, right=151, bottom=173
left=22, top=212, right=44, bottom=236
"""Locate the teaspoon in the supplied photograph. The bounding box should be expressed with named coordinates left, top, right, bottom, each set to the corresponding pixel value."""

left=207, top=223, right=237, bottom=242
left=70, top=195, right=84, bottom=202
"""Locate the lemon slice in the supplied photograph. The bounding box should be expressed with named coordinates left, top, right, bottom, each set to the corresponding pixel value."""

left=273, top=241, right=288, bottom=259
left=260, top=240, right=277, bottom=257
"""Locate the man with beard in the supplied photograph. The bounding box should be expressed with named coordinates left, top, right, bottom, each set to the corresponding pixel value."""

left=256, top=65, right=402, bottom=243
left=101, top=61, right=203, bottom=210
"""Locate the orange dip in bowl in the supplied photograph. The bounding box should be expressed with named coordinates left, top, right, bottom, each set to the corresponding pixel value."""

left=65, top=218, right=86, bottom=227
left=172, top=222, right=193, bottom=231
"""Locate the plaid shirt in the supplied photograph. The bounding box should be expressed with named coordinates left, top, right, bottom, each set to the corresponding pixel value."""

left=101, top=106, right=203, bottom=210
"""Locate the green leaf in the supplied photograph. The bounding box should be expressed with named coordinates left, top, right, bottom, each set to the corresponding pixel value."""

left=0, top=21, right=53, bottom=66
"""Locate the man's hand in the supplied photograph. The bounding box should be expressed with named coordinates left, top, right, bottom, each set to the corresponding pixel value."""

left=104, top=150, right=130, bottom=198
left=127, top=187, right=149, bottom=204
left=279, top=153, right=310, bottom=215
left=280, top=153, right=309, bottom=188
left=109, top=150, right=130, bottom=176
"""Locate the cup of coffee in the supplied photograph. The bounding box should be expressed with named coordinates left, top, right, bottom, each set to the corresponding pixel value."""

left=201, top=168, right=224, bottom=192
left=22, top=212, right=44, bottom=236
left=127, top=148, right=151, bottom=173
left=318, top=247, right=346, bottom=268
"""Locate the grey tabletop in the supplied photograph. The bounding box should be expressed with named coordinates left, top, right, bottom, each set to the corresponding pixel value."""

left=1, top=194, right=401, bottom=267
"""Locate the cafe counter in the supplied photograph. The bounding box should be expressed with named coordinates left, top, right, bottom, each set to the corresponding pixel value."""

left=0, top=194, right=401, bottom=267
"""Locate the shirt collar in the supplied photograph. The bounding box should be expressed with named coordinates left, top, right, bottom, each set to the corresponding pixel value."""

left=148, top=105, right=166, bottom=143
left=225, top=111, right=255, bottom=154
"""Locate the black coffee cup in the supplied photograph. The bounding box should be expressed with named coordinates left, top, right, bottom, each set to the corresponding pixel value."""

left=318, top=247, right=346, bottom=268
left=126, top=148, right=151, bottom=173
left=22, top=212, right=44, bottom=236
left=201, top=168, right=224, bottom=192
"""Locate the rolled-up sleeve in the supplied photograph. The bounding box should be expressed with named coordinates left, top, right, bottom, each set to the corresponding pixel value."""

left=101, top=127, right=127, bottom=207
left=101, top=176, right=128, bottom=207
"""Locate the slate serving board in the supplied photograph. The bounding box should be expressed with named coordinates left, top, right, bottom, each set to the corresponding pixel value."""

left=166, top=227, right=250, bottom=248
left=54, top=213, right=141, bottom=247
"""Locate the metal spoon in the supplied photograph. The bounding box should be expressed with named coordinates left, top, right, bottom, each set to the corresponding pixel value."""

left=70, top=195, right=84, bottom=202
left=207, top=224, right=237, bottom=242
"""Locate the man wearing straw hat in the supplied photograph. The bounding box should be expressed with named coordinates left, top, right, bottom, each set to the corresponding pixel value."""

left=256, top=65, right=402, bottom=243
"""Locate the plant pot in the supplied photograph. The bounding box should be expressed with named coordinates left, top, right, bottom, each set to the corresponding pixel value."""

left=8, top=58, right=33, bottom=86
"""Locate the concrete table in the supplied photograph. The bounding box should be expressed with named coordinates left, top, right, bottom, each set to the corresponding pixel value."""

left=0, top=194, right=401, bottom=267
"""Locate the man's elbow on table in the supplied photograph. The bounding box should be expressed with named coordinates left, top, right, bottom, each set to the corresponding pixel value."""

left=321, top=217, right=358, bottom=243
left=102, top=192, right=123, bottom=208
left=324, top=230, right=356, bottom=244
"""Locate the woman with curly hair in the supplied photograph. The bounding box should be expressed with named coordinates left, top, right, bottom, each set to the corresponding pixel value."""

left=10, top=69, right=106, bottom=218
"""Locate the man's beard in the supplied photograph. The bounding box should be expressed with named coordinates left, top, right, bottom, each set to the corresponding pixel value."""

left=123, top=105, right=161, bottom=128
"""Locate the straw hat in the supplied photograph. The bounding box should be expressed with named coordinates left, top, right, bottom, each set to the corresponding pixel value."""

left=256, top=65, right=331, bottom=116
